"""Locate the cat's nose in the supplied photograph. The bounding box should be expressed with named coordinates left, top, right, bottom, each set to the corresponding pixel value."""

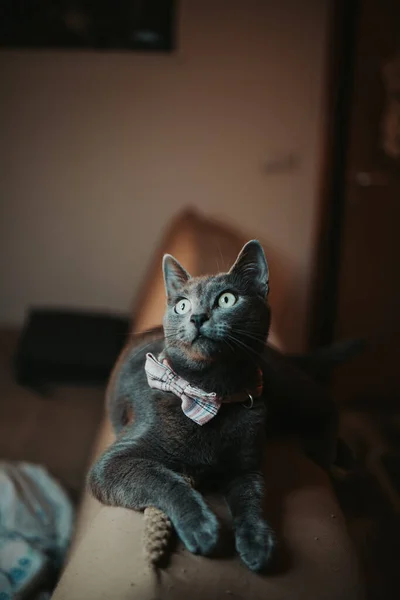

left=190, top=313, right=208, bottom=330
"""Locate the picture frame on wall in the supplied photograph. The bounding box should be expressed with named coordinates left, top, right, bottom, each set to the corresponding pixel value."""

left=0, top=0, right=176, bottom=53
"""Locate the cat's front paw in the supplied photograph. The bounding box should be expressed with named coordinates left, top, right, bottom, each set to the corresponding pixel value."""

left=235, top=518, right=275, bottom=572
left=173, top=494, right=219, bottom=556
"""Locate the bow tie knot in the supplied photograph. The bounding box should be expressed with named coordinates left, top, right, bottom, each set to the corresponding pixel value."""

left=144, top=353, right=262, bottom=426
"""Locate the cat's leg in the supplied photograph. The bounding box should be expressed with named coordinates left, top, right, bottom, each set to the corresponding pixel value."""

left=88, top=438, right=219, bottom=556
left=222, top=471, right=275, bottom=572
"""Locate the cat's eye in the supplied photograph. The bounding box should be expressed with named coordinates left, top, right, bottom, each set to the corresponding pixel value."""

left=174, top=299, right=192, bottom=315
left=217, top=292, right=237, bottom=308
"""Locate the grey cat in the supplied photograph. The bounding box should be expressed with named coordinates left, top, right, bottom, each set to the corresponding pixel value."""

left=89, top=240, right=338, bottom=572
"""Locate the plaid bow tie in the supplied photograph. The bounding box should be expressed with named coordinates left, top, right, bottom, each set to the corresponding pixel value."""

left=145, top=353, right=263, bottom=426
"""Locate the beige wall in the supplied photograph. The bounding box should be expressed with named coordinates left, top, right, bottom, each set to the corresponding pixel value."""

left=0, top=0, right=329, bottom=351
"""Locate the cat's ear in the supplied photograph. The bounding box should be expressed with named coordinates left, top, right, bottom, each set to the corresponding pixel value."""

left=163, top=254, right=191, bottom=299
left=229, top=240, right=269, bottom=297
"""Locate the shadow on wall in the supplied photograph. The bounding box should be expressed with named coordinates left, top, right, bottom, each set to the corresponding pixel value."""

left=130, top=207, right=301, bottom=353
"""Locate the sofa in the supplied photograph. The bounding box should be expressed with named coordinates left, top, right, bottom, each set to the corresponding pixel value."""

left=52, top=209, right=363, bottom=600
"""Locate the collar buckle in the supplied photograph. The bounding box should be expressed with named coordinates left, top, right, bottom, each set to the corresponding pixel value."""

left=242, top=393, right=254, bottom=409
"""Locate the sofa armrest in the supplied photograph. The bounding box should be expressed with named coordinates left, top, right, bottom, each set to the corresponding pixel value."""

left=53, top=440, right=362, bottom=600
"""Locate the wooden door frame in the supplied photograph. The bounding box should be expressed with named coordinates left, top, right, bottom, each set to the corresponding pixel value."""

left=308, top=0, right=360, bottom=350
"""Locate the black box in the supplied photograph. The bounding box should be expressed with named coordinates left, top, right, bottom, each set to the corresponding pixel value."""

left=14, top=308, right=130, bottom=387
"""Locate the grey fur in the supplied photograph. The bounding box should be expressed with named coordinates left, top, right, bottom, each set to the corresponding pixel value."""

left=88, top=240, right=338, bottom=572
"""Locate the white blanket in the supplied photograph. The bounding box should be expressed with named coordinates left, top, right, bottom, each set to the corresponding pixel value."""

left=0, top=463, right=74, bottom=599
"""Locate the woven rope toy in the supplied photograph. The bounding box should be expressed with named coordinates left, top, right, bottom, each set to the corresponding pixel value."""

left=142, top=475, right=194, bottom=565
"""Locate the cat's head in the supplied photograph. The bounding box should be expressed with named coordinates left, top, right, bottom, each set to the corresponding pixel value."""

left=162, top=240, right=270, bottom=366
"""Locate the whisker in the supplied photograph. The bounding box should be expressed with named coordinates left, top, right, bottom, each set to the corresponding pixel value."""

left=231, top=328, right=267, bottom=344
left=228, top=331, right=267, bottom=360
left=215, top=252, right=221, bottom=273
left=130, top=338, right=163, bottom=356
left=129, top=327, right=163, bottom=337
left=222, top=336, right=236, bottom=354
left=216, top=243, right=225, bottom=274
left=225, top=332, right=261, bottom=367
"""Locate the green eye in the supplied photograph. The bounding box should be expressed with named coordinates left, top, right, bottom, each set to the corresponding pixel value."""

left=218, top=292, right=237, bottom=308
left=174, top=299, right=191, bottom=315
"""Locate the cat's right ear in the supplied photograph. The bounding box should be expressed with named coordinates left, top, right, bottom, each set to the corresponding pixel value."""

left=162, top=254, right=191, bottom=299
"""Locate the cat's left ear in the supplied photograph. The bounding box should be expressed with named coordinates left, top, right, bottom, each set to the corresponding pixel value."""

left=163, top=254, right=191, bottom=299
left=229, top=240, right=269, bottom=297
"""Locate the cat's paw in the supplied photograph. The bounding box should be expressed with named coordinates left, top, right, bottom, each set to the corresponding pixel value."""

left=235, top=518, right=275, bottom=572
left=173, top=495, right=219, bottom=556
